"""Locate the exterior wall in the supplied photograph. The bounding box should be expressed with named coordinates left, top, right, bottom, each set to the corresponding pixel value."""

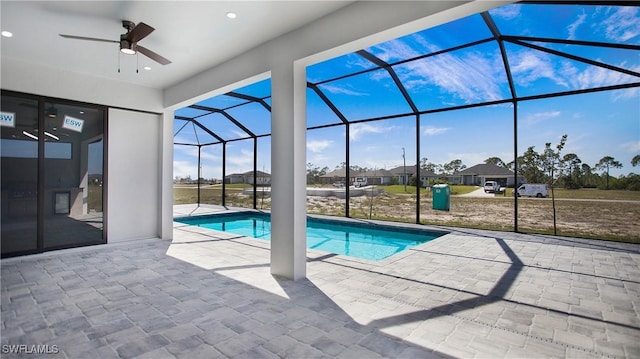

left=1, top=58, right=163, bottom=113
left=1, top=60, right=165, bottom=245
left=107, top=109, right=161, bottom=242
left=248, top=175, right=271, bottom=185
left=225, top=175, right=244, bottom=184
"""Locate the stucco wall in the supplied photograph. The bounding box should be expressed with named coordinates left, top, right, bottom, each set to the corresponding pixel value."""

left=107, top=108, right=161, bottom=242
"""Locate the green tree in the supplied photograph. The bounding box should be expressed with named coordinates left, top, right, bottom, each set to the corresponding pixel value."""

left=561, top=153, right=581, bottom=189
left=443, top=159, right=466, bottom=175
left=580, top=163, right=597, bottom=187
left=540, top=134, right=567, bottom=185
left=306, top=162, right=328, bottom=185
left=595, top=156, right=623, bottom=190
left=632, top=155, right=640, bottom=167
left=421, top=160, right=439, bottom=174
left=518, top=146, right=545, bottom=184
left=484, top=157, right=506, bottom=168
left=419, top=157, right=428, bottom=170
left=541, top=134, right=567, bottom=236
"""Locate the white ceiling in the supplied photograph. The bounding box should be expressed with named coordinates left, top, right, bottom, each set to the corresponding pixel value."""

left=0, top=1, right=353, bottom=90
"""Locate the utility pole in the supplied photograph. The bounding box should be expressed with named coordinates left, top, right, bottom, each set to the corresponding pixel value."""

left=402, top=147, right=407, bottom=192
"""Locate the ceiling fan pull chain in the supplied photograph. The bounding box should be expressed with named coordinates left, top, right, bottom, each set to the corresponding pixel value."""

left=117, top=51, right=121, bottom=73
left=136, top=53, right=139, bottom=74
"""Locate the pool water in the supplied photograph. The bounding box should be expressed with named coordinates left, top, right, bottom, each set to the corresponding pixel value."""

left=175, top=213, right=445, bottom=261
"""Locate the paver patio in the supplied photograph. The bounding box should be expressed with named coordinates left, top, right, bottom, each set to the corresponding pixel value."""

left=2, top=205, right=639, bottom=358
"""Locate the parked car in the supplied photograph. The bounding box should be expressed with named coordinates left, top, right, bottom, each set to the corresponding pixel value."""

left=354, top=177, right=367, bottom=188
left=332, top=181, right=345, bottom=188
left=514, top=184, right=548, bottom=198
left=483, top=181, right=501, bottom=193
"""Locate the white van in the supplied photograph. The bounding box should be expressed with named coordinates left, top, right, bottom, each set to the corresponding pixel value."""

left=514, top=184, right=548, bottom=198
left=354, top=177, right=367, bottom=188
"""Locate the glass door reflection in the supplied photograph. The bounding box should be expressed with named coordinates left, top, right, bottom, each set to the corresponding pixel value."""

left=0, top=96, right=39, bottom=256
left=43, top=102, right=104, bottom=249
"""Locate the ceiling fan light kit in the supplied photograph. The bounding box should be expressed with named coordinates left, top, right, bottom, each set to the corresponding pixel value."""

left=119, top=39, right=136, bottom=55
left=59, top=20, right=171, bottom=72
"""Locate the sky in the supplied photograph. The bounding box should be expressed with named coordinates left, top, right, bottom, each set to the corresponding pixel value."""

left=174, top=3, right=639, bottom=180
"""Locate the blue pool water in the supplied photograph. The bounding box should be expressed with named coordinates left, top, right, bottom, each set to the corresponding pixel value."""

left=175, top=213, right=446, bottom=261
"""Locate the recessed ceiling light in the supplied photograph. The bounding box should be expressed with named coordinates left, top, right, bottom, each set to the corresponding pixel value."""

left=144, top=66, right=151, bottom=71
left=226, top=12, right=237, bottom=19
left=1, top=31, right=13, bottom=38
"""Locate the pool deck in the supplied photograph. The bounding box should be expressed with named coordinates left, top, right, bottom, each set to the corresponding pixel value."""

left=2, top=204, right=639, bottom=358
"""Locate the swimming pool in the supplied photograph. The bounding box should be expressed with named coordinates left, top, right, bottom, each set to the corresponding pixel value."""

left=175, top=212, right=446, bottom=261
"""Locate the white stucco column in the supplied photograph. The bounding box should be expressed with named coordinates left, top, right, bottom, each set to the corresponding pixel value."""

left=159, top=110, right=174, bottom=240
left=270, top=61, right=307, bottom=280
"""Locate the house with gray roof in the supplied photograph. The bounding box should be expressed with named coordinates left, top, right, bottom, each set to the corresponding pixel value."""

left=451, top=163, right=523, bottom=187
left=319, top=168, right=364, bottom=186
left=225, top=170, right=271, bottom=185
left=389, top=165, right=439, bottom=186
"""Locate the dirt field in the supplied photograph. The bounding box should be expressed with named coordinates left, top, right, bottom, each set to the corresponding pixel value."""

left=175, top=186, right=640, bottom=243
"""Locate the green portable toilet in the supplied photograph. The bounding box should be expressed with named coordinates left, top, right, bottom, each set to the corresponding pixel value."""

left=432, top=184, right=450, bottom=211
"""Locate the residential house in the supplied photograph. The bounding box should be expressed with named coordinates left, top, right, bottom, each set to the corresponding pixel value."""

left=225, top=170, right=271, bottom=185
left=451, top=163, right=523, bottom=187
left=389, top=165, right=439, bottom=186
left=319, top=168, right=364, bottom=186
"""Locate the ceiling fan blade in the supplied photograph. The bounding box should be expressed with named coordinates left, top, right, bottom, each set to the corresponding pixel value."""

left=136, top=45, right=172, bottom=65
left=59, top=34, right=118, bottom=43
left=126, top=22, right=154, bottom=43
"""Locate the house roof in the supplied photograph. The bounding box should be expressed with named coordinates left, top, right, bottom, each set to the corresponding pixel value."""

left=225, top=170, right=271, bottom=178
left=389, top=166, right=438, bottom=177
left=321, top=168, right=365, bottom=178
left=389, top=165, right=416, bottom=175
left=361, top=169, right=394, bottom=177
left=455, top=163, right=514, bottom=176
left=246, top=170, right=271, bottom=177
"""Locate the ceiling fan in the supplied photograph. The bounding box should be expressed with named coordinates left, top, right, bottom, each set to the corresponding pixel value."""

left=59, top=20, right=171, bottom=66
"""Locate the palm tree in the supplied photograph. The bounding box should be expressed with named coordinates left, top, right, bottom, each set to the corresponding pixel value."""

left=595, top=156, right=623, bottom=190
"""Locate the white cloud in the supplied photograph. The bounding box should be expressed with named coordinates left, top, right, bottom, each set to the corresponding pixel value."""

left=620, top=140, right=640, bottom=153
left=226, top=149, right=254, bottom=173
left=599, top=6, right=640, bottom=42
left=612, top=86, right=639, bottom=101
left=509, top=46, right=639, bottom=96
left=229, top=129, right=251, bottom=139
left=567, top=12, right=587, bottom=40
left=423, top=126, right=451, bottom=136
left=571, top=62, right=640, bottom=92
left=524, top=111, right=561, bottom=126
left=350, top=123, right=395, bottom=141
left=489, top=4, right=521, bottom=20
left=309, top=154, right=331, bottom=165
left=319, top=84, right=368, bottom=96
left=307, top=139, right=333, bottom=153
left=510, top=50, right=568, bottom=88
left=173, top=160, right=196, bottom=179
left=374, top=38, right=506, bottom=103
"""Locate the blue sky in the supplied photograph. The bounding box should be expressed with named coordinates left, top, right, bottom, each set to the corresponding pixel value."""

left=174, top=3, right=639, bottom=180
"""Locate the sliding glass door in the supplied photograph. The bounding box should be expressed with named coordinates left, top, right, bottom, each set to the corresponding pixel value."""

left=1, top=92, right=106, bottom=257
left=42, top=102, right=104, bottom=250
left=1, top=95, right=39, bottom=255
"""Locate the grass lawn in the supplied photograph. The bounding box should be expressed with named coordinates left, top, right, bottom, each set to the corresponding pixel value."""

left=550, top=188, right=640, bottom=201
